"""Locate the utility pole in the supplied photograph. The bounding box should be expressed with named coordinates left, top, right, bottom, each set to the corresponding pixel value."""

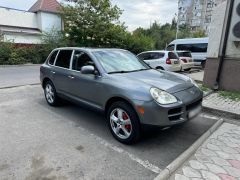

left=176, top=0, right=180, bottom=39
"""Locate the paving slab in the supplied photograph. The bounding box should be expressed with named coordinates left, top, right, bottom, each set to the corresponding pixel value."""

left=170, top=122, right=240, bottom=180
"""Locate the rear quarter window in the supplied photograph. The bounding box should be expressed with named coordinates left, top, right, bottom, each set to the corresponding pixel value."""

left=48, top=50, right=58, bottom=65
left=168, top=52, right=178, bottom=59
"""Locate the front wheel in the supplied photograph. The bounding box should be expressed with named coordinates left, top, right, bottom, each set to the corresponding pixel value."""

left=107, top=102, right=141, bottom=144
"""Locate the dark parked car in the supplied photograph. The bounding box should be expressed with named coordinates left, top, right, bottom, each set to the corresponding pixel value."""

left=40, top=48, right=203, bottom=144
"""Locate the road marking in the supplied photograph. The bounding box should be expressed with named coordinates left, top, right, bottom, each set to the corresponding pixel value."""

left=200, top=113, right=219, bottom=120
left=88, top=133, right=162, bottom=174
left=0, top=83, right=40, bottom=90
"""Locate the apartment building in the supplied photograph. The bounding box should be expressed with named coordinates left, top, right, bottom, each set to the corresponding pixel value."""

left=178, top=0, right=226, bottom=34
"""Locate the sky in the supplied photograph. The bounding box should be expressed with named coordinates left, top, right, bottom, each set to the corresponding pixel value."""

left=0, top=0, right=178, bottom=31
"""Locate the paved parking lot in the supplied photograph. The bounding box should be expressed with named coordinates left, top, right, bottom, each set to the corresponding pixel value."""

left=0, top=85, right=217, bottom=179
left=0, top=65, right=40, bottom=88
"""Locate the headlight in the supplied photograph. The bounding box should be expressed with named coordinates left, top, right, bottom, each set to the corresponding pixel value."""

left=150, top=88, right=177, bottom=105
left=189, top=78, right=199, bottom=88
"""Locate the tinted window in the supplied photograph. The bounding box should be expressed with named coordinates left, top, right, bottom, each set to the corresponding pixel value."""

left=138, top=53, right=151, bottom=60
left=176, top=43, right=208, bottom=53
left=48, top=50, right=58, bottom=65
left=72, top=51, right=95, bottom=71
left=55, top=50, right=72, bottom=68
left=168, top=52, right=178, bottom=59
left=177, top=51, right=192, bottom=57
left=138, top=52, right=164, bottom=60
left=166, top=44, right=175, bottom=51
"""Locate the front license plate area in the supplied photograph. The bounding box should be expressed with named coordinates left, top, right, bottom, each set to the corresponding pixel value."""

left=188, top=105, right=202, bottom=119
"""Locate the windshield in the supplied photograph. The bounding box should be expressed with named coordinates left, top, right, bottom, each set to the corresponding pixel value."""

left=93, top=50, right=150, bottom=74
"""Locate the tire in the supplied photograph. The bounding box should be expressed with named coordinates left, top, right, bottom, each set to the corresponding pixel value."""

left=201, top=61, right=206, bottom=69
left=44, top=81, right=60, bottom=106
left=184, top=68, right=191, bottom=71
left=156, top=66, right=164, bottom=70
left=107, top=101, right=141, bottom=144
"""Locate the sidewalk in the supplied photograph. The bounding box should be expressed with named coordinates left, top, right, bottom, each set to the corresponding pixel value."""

left=203, top=93, right=240, bottom=118
left=169, top=122, right=240, bottom=180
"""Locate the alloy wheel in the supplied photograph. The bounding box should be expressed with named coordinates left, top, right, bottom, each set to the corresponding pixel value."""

left=45, top=84, right=55, bottom=104
left=110, top=108, right=132, bottom=139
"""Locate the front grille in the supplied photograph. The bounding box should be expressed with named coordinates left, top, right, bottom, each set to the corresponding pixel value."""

left=168, top=107, right=183, bottom=121
left=186, top=99, right=202, bottom=111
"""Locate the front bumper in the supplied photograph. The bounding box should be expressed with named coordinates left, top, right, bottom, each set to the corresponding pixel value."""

left=133, top=86, right=203, bottom=127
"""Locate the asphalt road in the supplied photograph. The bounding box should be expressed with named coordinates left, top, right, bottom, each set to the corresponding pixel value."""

left=0, top=85, right=217, bottom=180
left=0, top=65, right=40, bottom=88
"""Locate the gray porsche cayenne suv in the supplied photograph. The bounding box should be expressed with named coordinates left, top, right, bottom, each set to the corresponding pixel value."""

left=40, top=48, right=203, bottom=144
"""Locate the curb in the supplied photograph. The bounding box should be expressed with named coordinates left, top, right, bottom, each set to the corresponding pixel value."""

left=0, top=83, right=41, bottom=90
left=0, top=64, right=41, bottom=68
left=154, top=119, right=224, bottom=180
left=202, top=106, right=240, bottom=121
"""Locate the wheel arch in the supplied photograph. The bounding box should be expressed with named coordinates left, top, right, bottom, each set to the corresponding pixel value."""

left=42, top=77, right=52, bottom=88
left=104, top=96, right=137, bottom=117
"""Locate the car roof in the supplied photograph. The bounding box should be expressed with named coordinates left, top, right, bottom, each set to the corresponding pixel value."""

left=53, top=47, right=128, bottom=53
left=175, top=50, right=191, bottom=53
left=169, top=37, right=209, bottom=45
left=138, top=50, right=174, bottom=55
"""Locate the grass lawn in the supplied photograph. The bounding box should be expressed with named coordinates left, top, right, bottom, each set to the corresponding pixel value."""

left=219, top=90, right=240, bottom=101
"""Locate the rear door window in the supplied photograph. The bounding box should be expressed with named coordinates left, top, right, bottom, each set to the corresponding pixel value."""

left=138, top=53, right=164, bottom=60
left=55, top=50, right=73, bottom=69
left=168, top=52, right=178, bottom=59
left=48, top=50, right=58, bottom=65
left=150, top=53, right=165, bottom=59
left=138, top=53, right=151, bottom=60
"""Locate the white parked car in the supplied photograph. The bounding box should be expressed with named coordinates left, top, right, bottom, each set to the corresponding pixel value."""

left=176, top=51, right=195, bottom=71
left=137, top=51, right=181, bottom=72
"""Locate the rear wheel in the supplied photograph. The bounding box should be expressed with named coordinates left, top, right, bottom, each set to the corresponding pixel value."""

left=184, top=68, right=191, bottom=71
left=44, top=81, right=60, bottom=106
left=156, top=66, right=164, bottom=70
left=201, top=61, right=206, bottom=69
left=107, top=102, right=141, bottom=144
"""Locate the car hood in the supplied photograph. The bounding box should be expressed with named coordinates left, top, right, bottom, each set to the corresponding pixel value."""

left=112, top=69, right=194, bottom=94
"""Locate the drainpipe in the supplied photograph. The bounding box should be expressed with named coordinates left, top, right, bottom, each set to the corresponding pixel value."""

left=214, top=0, right=235, bottom=90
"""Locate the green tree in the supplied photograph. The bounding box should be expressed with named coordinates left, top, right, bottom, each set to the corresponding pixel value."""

left=61, top=0, right=126, bottom=47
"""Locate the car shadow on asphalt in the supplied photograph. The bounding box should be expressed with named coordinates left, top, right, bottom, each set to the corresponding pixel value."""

left=37, top=98, right=216, bottom=168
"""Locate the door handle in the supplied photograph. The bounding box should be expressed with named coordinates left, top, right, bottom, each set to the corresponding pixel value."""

left=51, top=71, right=56, bottom=74
left=68, top=75, right=75, bottom=79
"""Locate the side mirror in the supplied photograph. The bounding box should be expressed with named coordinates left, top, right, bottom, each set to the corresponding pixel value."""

left=81, top=65, right=95, bottom=75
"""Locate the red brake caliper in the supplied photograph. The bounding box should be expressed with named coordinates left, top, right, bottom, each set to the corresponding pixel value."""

left=122, top=112, right=131, bottom=131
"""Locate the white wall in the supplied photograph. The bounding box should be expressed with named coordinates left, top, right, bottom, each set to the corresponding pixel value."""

left=207, top=1, right=227, bottom=58
left=4, top=33, right=42, bottom=44
left=226, top=0, right=240, bottom=58
left=0, top=7, right=38, bottom=29
left=37, top=12, right=62, bottom=32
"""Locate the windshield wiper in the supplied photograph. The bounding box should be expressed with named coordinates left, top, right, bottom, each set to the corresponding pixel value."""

left=108, top=68, right=151, bottom=74
left=108, top=71, right=130, bottom=74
